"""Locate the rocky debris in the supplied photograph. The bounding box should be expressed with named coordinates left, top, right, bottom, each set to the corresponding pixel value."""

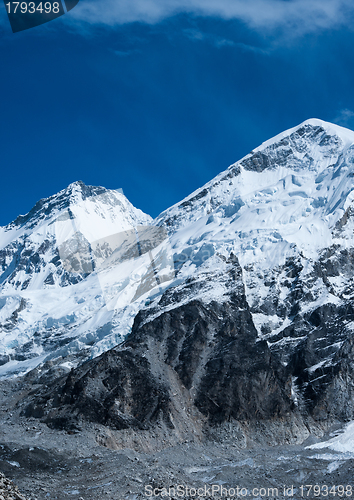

left=0, top=472, right=29, bottom=500
left=0, top=391, right=353, bottom=500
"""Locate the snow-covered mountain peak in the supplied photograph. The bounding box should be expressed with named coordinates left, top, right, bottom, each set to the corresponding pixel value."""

left=148, top=119, right=354, bottom=347
left=5, top=181, right=151, bottom=236
left=0, top=182, right=168, bottom=377
left=5, top=180, right=94, bottom=232
left=143, top=120, right=354, bottom=390
left=254, top=118, right=354, bottom=154
left=0, top=180, right=153, bottom=287
left=157, top=118, right=354, bottom=254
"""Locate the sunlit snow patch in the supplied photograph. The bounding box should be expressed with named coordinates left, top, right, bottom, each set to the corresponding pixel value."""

left=307, top=421, right=354, bottom=453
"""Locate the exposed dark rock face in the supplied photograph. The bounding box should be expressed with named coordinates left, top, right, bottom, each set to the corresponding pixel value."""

left=23, top=257, right=295, bottom=434
left=39, top=348, right=171, bottom=431
left=311, top=335, right=354, bottom=421
left=240, top=124, right=341, bottom=173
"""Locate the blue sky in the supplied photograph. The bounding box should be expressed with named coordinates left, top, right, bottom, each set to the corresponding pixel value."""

left=1, top=0, right=354, bottom=224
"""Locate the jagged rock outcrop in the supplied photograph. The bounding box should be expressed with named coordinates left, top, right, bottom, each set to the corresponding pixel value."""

left=0, top=471, right=29, bottom=500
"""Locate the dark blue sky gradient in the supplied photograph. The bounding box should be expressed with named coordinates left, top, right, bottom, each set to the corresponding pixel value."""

left=0, top=10, right=354, bottom=224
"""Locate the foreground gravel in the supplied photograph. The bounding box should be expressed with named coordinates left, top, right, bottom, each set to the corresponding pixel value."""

left=0, top=471, right=29, bottom=500
left=1, top=379, right=354, bottom=500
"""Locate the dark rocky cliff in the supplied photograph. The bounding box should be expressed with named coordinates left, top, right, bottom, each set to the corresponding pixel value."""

left=22, top=256, right=295, bottom=436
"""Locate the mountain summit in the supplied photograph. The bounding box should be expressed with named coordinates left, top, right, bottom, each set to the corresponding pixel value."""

left=0, top=182, right=153, bottom=375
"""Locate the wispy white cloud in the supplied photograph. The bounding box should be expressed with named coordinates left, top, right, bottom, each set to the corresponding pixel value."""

left=182, top=29, right=270, bottom=54
left=183, top=29, right=235, bottom=47
left=334, top=108, right=354, bottom=128
left=68, top=0, right=353, bottom=35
